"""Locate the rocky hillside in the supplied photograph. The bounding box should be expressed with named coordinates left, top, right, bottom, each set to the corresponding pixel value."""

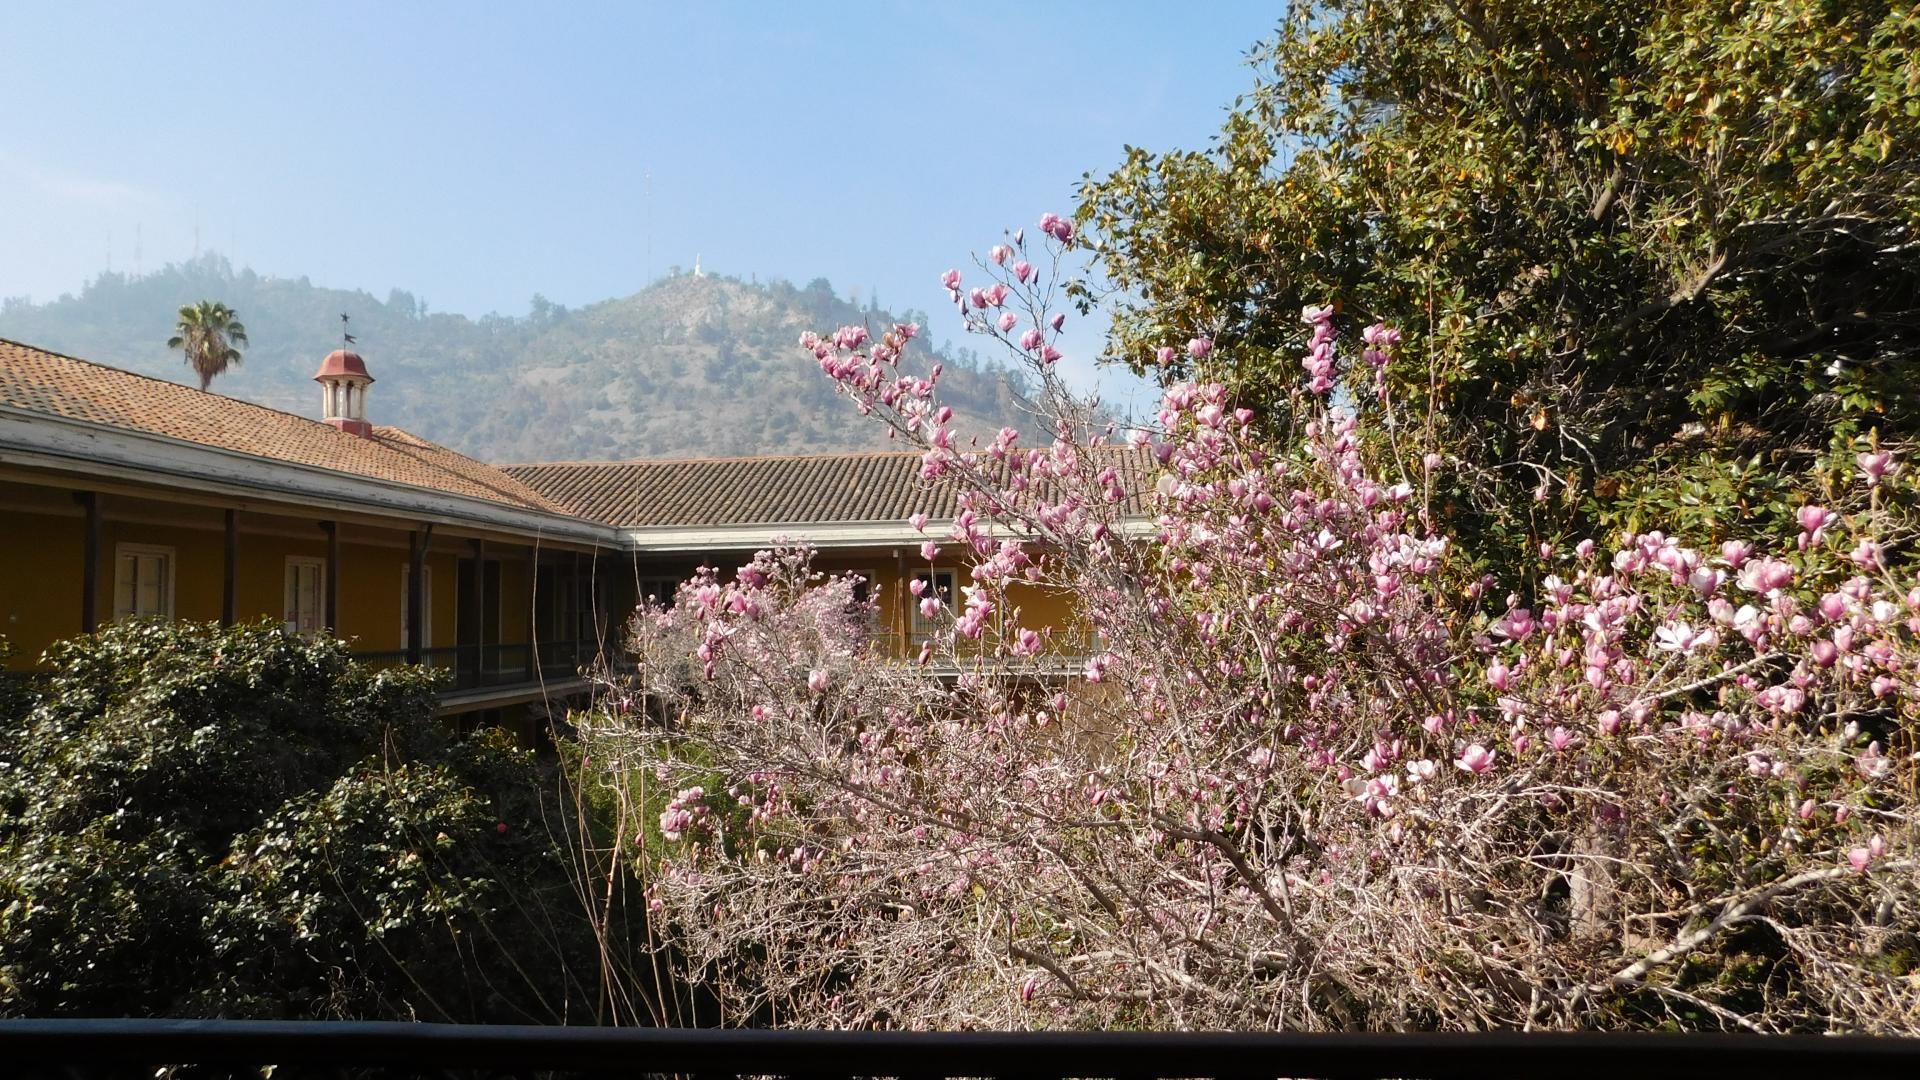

left=0, top=256, right=1036, bottom=462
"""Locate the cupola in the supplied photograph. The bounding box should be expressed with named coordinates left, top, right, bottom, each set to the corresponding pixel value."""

left=314, top=349, right=374, bottom=437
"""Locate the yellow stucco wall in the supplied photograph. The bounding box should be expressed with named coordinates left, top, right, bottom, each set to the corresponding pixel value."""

left=627, top=550, right=1092, bottom=661
left=0, top=486, right=85, bottom=664
left=3, top=471, right=1096, bottom=677
left=0, top=478, right=556, bottom=673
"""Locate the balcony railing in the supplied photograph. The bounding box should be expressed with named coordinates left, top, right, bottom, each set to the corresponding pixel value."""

left=355, top=638, right=607, bottom=692
left=871, top=628, right=1098, bottom=674
left=0, top=1021, right=1913, bottom=1080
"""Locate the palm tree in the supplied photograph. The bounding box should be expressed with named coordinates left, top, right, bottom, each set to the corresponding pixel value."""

left=167, top=301, right=248, bottom=392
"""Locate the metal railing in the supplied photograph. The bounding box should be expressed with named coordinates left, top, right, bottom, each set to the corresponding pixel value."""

left=354, top=639, right=606, bottom=692
left=871, top=629, right=1096, bottom=676
left=0, top=1021, right=1914, bottom=1079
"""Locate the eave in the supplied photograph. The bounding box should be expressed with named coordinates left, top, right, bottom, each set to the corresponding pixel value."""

left=0, top=405, right=623, bottom=550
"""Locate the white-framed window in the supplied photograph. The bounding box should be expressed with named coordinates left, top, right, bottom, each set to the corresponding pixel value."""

left=911, top=569, right=956, bottom=635
left=402, top=564, right=433, bottom=650
left=113, top=543, right=175, bottom=620
left=284, top=557, right=326, bottom=636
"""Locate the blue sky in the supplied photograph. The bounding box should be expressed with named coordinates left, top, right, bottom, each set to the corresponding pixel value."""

left=1, top=3, right=1276, bottom=404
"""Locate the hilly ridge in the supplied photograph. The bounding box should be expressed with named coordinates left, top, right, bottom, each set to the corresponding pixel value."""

left=0, top=255, right=1037, bottom=463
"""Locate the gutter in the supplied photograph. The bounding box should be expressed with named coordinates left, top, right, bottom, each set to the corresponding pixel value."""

left=620, top=515, right=1158, bottom=554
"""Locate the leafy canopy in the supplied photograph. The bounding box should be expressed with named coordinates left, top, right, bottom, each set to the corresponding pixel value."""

left=0, top=620, right=615, bottom=1021
left=1079, top=0, right=1920, bottom=557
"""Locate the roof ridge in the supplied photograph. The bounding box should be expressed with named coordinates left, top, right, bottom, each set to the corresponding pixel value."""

left=502, top=449, right=929, bottom=469
left=0, top=335, right=360, bottom=440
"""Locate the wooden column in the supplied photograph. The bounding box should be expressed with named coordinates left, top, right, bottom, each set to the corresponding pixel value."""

left=406, top=527, right=430, bottom=665
left=221, top=509, right=238, bottom=626
left=895, top=548, right=910, bottom=658
left=77, top=491, right=100, bottom=632
left=321, top=521, right=340, bottom=634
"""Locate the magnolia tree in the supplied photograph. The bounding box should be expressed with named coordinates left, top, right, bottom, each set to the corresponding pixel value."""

left=580, top=217, right=1918, bottom=1032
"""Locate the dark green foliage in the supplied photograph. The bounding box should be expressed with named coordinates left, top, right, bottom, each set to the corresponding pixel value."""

left=1079, top=0, right=1920, bottom=560
left=0, top=621, right=614, bottom=1020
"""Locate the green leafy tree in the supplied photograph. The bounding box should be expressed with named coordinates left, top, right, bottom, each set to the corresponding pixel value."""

left=0, top=621, right=626, bottom=1021
left=167, top=299, right=248, bottom=391
left=1079, top=0, right=1920, bottom=559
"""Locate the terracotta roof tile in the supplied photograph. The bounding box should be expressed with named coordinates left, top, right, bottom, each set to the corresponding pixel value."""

left=504, top=448, right=1154, bottom=529
left=0, top=337, right=562, bottom=515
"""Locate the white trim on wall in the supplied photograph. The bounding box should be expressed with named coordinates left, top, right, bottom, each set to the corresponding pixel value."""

left=402, top=563, right=433, bottom=651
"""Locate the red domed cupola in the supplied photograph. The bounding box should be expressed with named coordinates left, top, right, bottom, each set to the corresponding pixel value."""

left=315, top=349, right=375, bottom=437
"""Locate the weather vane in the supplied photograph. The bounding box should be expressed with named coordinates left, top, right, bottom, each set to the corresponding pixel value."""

left=340, top=312, right=356, bottom=347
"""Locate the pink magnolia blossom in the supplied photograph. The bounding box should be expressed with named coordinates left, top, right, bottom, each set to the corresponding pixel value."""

left=1797, top=504, right=1836, bottom=549
left=1851, top=538, right=1884, bottom=570
left=1456, top=744, right=1497, bottom=775
left=1858, top=450, right=1895, bottom=487
left=1737, top=557, right=1795, bottom=595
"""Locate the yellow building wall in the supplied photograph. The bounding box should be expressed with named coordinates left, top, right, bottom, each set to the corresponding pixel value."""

left=629, top=551, right=1092, bottom=662
left=5, top=469, right=1086, bottom=679
left=1, top=495, right=85, bottom=667
left=2, top=476, right=551, bottom=674
left=1004, top=578, right=1089, bottom=651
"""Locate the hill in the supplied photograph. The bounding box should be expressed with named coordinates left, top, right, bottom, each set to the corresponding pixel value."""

left=0, top=256, right=1037, bottom=462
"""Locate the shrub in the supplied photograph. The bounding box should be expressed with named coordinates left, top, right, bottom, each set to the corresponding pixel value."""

left=0, top=619, right=615, bottom=1021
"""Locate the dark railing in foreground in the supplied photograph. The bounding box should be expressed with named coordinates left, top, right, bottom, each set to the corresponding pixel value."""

left=355, top=639, right=606, bottom=692
left=0, top=1022, right=1917, bottom=1079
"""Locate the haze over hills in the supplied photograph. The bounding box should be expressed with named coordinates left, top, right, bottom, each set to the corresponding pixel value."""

left=0, top=255, right=1039, bottom=463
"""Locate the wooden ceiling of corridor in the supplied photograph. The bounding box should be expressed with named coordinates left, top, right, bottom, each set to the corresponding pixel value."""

left=0, top=338, right=563, bottom=515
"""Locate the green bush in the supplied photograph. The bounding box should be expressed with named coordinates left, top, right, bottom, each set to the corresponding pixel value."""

left=0, top=620, right=616, bottom=1021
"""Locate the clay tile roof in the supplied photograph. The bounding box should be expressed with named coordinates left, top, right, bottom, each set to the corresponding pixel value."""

left=0, top=337, right=562, bottom=515
left=504, top=447, right=1155, bottom=529
left=314, top=349, right=372, bottom=381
